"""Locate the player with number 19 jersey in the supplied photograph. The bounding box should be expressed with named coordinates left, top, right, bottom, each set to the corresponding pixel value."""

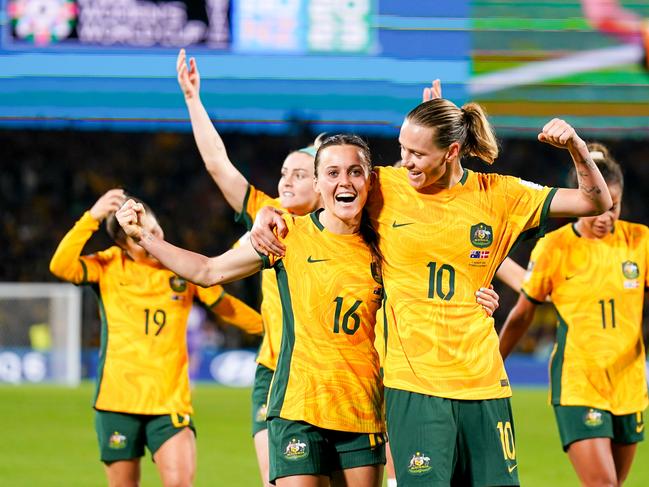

left=50, top=211, right=263, bottom=415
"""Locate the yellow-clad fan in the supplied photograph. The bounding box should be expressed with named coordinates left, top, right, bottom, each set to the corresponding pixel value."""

left=500, top=144, right=647, bottom=487
left=250, top=100, right=612, bottom=486
left=49, top=189, right=262, bottom=487
left=176, top=48, right=322, bottom=487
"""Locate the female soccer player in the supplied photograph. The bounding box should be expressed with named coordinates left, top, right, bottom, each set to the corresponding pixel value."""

left=49, top=189, right=263, bottom=487
left=250, top=100, right=612, bottom=486
left=176, top=48, right=321, bottom=486
left=499, top=144, right=646, bottom=487
left=117, top=136, right=387, bottom=487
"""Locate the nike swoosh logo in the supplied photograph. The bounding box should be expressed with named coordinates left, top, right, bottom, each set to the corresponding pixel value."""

left=392, top=221, right=414, bottom=228
left=565, top=275, right=576, bottom=280
left=637, top=424, right=644, bottom=433
left=307, top=256, right=331, bottom=263
left=508, top=464, right=518, bottom=474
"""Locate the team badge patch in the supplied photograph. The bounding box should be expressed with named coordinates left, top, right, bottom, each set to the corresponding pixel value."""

left=255, top=404, right=267, bottom=423
left=622, top=261, right=639, bottom=279
left=470, top=223, right=493, bottom=248
left=169, top=276, right=187, bottom=293
left=584, top=409, right=603, bottom=427
left=284, top=438, right=308, bottom=461
left=408, top=451, right=432, bottom=474
left=108, top=431, right=127, bottom=449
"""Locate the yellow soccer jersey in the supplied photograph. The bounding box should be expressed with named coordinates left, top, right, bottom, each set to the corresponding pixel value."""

left=523, top=221, right=649, bottom=414
left=367, top=166, right=557, bottom=400
left=50, top=212, right=262, bottom=415
left=237, top=184, right=285, bottom=371
left=262, top=211, right=384, bottom=433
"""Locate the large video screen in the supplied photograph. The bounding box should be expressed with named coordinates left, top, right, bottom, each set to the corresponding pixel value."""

left=1, top=0, right=648, bottom=136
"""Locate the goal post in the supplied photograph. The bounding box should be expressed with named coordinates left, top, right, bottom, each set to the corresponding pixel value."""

left=0, top=283, right=82, bottom=386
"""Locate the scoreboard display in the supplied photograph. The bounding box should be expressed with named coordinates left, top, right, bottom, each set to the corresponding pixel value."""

left=1, top=0, right=648, bottom=136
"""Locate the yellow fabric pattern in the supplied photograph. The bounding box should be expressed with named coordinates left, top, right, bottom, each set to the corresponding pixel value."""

left=523, top=222, right=649, bottom=414
left=236, top=184, right=285, bottom=370
left=50, top=211, right=260, bottom=415
left=264, top=212, right=384, bottom=433
left=367, top=166, right=556, bottom=400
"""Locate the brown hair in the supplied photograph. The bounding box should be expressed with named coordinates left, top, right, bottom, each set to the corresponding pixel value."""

left=314, top=134, right=383, bottom=269
left=569, top=142, right=624, bottom=190
left=105, top=196, right=155, bottom=246
left=405, top=99, right=499, bottom=164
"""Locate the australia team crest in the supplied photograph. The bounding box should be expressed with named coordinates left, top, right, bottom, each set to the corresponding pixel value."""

left=108, top=431, right=127, bottom=449
left=169, top=275, right=187, bottom=293
left=408, top=451, right=432, bottom=474
left=284, top=438, right=308, bottom=460
left=470, top=223, right=493, bottom=248
left=622, top=261, right=639, bottom=279
left=584, top=408, right=603, bottom=427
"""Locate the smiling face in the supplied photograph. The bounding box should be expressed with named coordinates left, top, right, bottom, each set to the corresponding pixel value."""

left=314, top=144, right=372, bottom=230
left=398, top=118, right=459, bottom=191
left=277, top=151, right=320, bottom=215
left=577, top=183, right=623, bottom=239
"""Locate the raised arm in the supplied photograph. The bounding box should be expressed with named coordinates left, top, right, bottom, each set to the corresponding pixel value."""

left=177, top=49, right=248, bottom=213
left=498, top=294, right=538, bottom=359
left=50, top=189, right=124, bottom=282
left=116, top=199, right=262, bottom=286
left=538, top=119, right=612, bottom=217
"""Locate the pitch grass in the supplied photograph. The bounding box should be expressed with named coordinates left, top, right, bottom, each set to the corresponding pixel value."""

left=1, top=384, right=647, bottom=486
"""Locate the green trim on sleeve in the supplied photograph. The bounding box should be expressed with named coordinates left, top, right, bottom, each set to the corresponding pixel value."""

left=234, top=184, right=254, bottom=230
left=521, top=289, right=545, bottom=305
left=79, top=259, right=88, bottom=284
left=206, top=288, right=226, bottom=309
left=538, top=187, right=559, bottom=238
left=459, top=168, right=469, bottom=186
left=255, top=249, right=272, bottom=269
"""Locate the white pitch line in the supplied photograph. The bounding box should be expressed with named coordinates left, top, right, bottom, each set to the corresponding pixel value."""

left=470, top=44, right=643, bottom=96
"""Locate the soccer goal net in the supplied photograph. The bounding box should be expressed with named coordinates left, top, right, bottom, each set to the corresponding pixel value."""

left=0, top=283, right=81, bottom=386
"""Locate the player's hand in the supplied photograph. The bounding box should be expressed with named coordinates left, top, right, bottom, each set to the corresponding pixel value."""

left=250, top=207, right=287, bottom=256
left=537, top=118, right=585, bottom=151
left=115, top=199, right=146, bottom=242
left=177, top=48, right=200, bottom=101
left=422, top=79, right=442, bottom=102
left=476, top=284, right=499, bottom=317
left=89, top=189, right=125, bottom=222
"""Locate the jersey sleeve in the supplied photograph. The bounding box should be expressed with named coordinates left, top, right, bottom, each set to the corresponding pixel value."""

left=521, top=235, right=556, bottom=304
left=235, top=184, right=281, bottom=230
left=195, top=285, right=263, bottom=335
left=49, top=211, right=108, bottom=284
left=506, top=177, right=558, bottom=244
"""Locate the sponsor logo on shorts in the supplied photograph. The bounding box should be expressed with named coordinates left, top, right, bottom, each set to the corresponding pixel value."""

left=470, top=223, right=493, bottom=248
left=255, top=404, right=267, bottom=423
left=508, top=463, right=518, bottom=474
left=169, top=275, right=187, bottom=292
left=636, top=412, right=644, bottom=434
left=622, top=261, right=639, bottom=279
left=284, top=438, right=308, bottom=461
left=584, top=408, right=603, bottom=427
left=108, top=431, right=127, bottom=449
left=407, top=451, right=432, bottom=475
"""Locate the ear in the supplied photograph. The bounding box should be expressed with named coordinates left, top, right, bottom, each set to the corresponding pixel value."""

left=446, top=142, right=461, bottom=162
left=313, top=177, right=321, bottom=195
